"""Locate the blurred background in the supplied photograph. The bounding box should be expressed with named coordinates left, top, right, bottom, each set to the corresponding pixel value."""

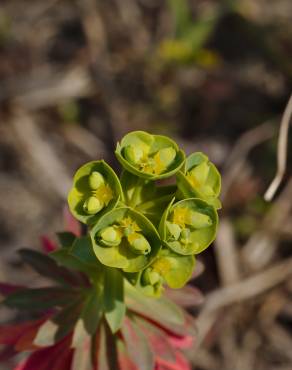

left=0, top=0, right=292, bottom=369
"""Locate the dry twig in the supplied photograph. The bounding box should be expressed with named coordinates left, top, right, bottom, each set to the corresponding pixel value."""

left=264, top=93, right=292, bottom=201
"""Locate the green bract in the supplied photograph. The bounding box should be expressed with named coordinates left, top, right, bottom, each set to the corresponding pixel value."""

left=68, top=161, right=123, bottom=225
left=159, top=198, right=218, bottom=255
left=176, top=152, right=221, bottom=209
left=90, top=207, right=161, bottom=272
left=115, top=131, right=185, bottom=180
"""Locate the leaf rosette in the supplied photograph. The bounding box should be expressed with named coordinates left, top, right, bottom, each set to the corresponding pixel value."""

left=159, top=198, right=218, bottom=255
left=115, top=131, right=185, bottom=180
left=90, top=207, right=161, bottom=272
left=126, top=248, right=195, bottom=297
left=68, top=160, right=123, bottom=225
left=177, top=152, right=221, bottom=209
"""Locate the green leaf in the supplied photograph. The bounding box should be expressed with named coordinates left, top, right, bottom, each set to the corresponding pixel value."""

left=70, top=236, right=99, bottom=266
left=94, top=322, right=118, bottom=370
left=68, top=160, right=124, bottom=225
left=104, top=268, right=125, bottom=333
left=120, top=170, right=146, bottom=207
left=50, top=249, right=96, bottom=277
left=121, top=316, right=154, bottom=370
left=125, top=282, right=185, bottom=335
left=19, top=248, right=80, bottom=286
left=33, top=298, right=84, bottom=347
left=3, top=287, right=79, bottom=311
left=57, top=232, right=76, bottom=248
left=81, top=287, right=103, bottom=335
left=158, top=197, right=175, bottom=239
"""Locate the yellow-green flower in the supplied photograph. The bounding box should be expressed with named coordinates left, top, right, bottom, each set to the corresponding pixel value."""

left=177, top=152, right=221, bottom=209
left=159, top=198, right=218, bottom=255
left=68, top=161, right=123, bottom=225
left=115, top=131, right=185, bottom=180
left=135, top=248, right=195, bottom=297
left=91, top=207, right=161, bottom=272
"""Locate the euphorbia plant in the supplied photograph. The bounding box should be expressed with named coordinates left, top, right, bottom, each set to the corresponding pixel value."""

left=0, top=131, right=221, bottom=370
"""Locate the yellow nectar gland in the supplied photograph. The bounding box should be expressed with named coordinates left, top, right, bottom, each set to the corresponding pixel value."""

left=172, top=207, right=191, bottom=228
left=93, top=184, right=113, bottom=206
left=152, top=258, right=172, bottom=276
left=120, top=217, right=141, bottom=233
left=126, top=144, right=176, bottom=176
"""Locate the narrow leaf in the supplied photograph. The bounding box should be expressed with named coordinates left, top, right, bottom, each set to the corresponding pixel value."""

left=70, top=236, right=99, bottom=266
left=104, top=268, right=126, bottom=333
left=33, top=320, right=59, bottom=347
left=121, top=316, right=154, bottom=370
left=19, top=248, right=82, bottom=286
left=82, top=287, right=103, bottom=336
left=57, top=232, right=77, bottom=249
left=3, top=287, right=79, bottom=311
left=0, top=282, right=25, bottom=297
left=71, top=335, right=93, bottom=370
left=125, top=282, right=185, bottom=334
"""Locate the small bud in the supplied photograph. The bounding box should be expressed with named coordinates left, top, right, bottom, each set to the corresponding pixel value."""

left=99, top=226, right=121, bottom=247
left=157, top=147, right=176, bottom=168
left=124, top=145, right=144, bottom=164
left=89, top=171, right=105, bottom=190
left=83, top=196, right=104, bottom=215
left=187, top=211, right=212, bottom=229
left=166, top=221, right=182, bottom=240
left=180, top=228, right=191, bottom=244
left=128, top=233, right=151, bottom=255
left=123, top=227, right=131, bottom=237
left=190, top=161, right=209, bottom=185
left=142, top=268, right=161, bottom=286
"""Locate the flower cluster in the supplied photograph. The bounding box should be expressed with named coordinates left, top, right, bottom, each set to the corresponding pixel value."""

left=0, top=131, right=221, bottom=370
left=69, top=131, right=220, bottom=298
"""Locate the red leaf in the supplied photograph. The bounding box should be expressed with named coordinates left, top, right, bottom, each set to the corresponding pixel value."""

left=41, top=236, right=57, bottom=253
left=94, top=322, right=119, bottom=370
left=117, top=341, right=138, bottom=370
left=14, top=361, right=26, bottom=370
left=121, top=316, right=154, bottom=370
left=0, top=345, right=16, bottom=361
left=135, top=317, right=175, bottom=363
left=0, top=318, right=45, bottom=346
left=15, top=324, right=42, bottom=351
left=20, top=336, right=72, bottom=370
left=63, top=206, right=82, bottom=236
left=164, top=285, right=204, bottom=308
left=168, top=335, right=193, bottom=350
left=156, top=351, right=191, bottom=370
left=0, top=282, right=26, bottom=296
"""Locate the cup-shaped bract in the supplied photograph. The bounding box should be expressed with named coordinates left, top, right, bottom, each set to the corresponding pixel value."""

left=90, top=207, right=161, bottom=272
left=159, top=198, right=218, bottom=255
left=134, top=248, right=195, bottom=297
left=115, top=131, right=185, bottom=180
left=68, top=161, right=123, bottom=225
left=177, top=152, right=221, bottom=209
